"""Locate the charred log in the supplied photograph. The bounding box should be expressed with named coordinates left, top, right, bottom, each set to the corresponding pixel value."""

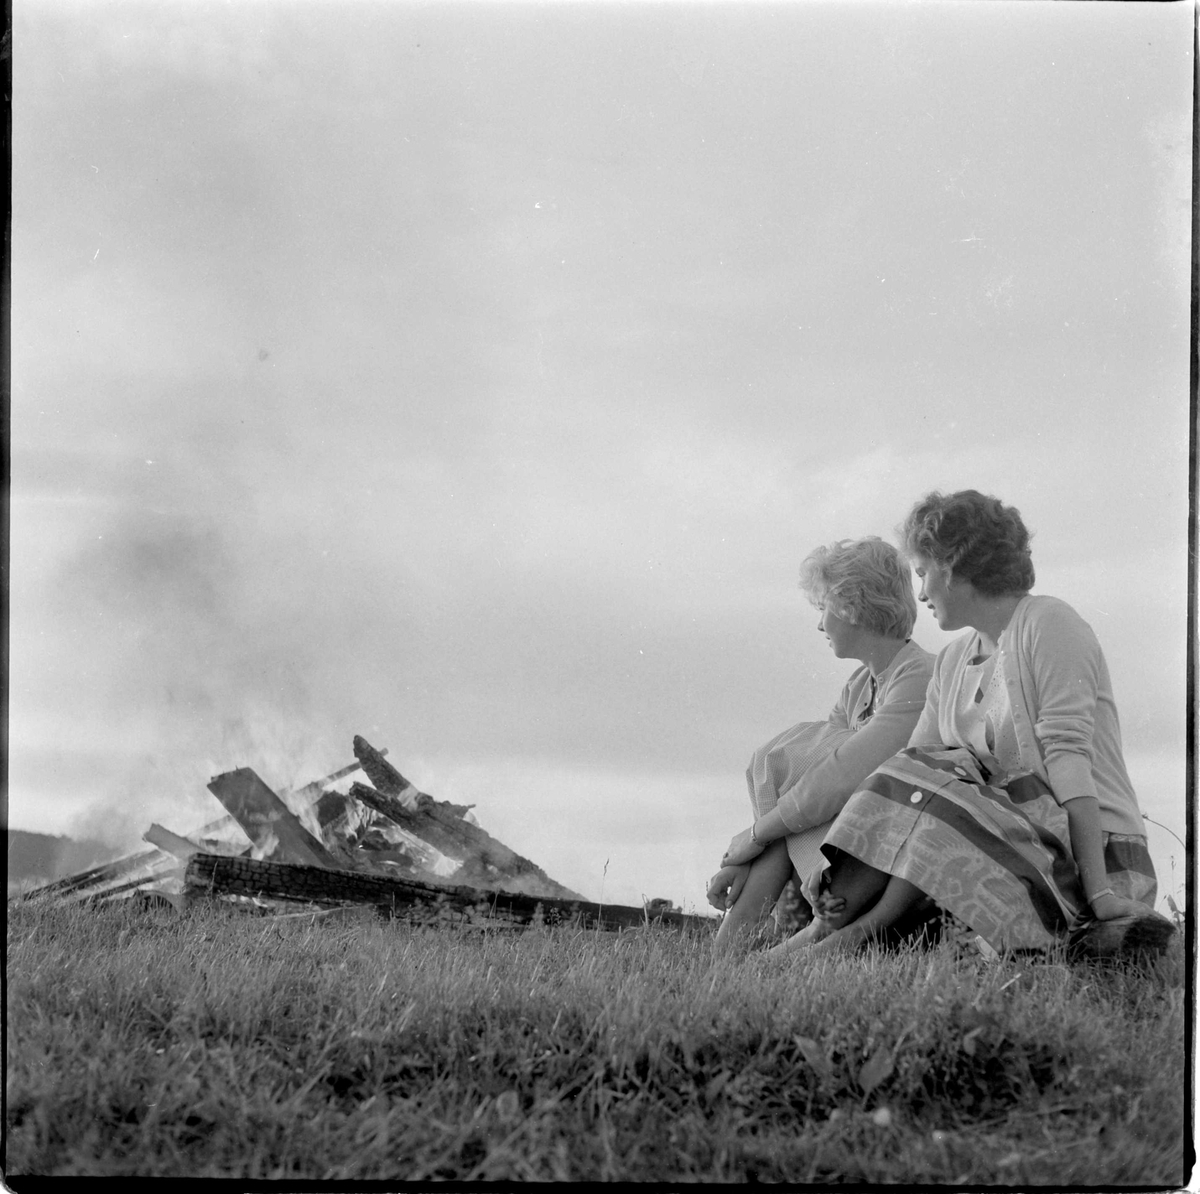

left=315, top=790, right=353, bottom=827
left=351, top=736, right=427, bottom=804
left=352, top=735, right=473, bottom=817
left=184, top=853, right=714, bottom=934
left=348, top=782, right=464, bottom=857
left=346, top=781, right=582, bottom=901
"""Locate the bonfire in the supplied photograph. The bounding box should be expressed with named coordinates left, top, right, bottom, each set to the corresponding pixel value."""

left=21, top=735, right=707, bottom=933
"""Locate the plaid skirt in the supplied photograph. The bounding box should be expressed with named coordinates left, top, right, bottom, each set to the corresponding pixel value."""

left=821, top=746, right=1158, bottom=952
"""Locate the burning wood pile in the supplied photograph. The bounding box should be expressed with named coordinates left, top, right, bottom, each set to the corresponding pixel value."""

left=19, top=736, right=707, bottom=933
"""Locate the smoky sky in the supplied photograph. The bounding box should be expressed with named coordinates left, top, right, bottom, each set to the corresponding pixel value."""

left=10, top=0, right=1193, bottom=905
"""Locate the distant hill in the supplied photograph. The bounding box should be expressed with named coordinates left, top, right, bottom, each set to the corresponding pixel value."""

left=7, top=829, right=125, bottom=885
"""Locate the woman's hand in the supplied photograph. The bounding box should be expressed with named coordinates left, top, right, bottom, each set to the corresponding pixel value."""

left=1089, top=891, right=1154, bottom=921
left=813, top=893, right=847, bottom=925
left=706, top=864, right=751, bottom=911
left=721, top=826, right=765, bottom=867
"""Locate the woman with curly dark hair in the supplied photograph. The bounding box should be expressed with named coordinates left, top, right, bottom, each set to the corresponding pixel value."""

left=774, top=490, right=1165, bottom=958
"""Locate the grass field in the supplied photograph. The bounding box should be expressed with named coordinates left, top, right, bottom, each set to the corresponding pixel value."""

left=5, top=895, right=1188, bottom=1183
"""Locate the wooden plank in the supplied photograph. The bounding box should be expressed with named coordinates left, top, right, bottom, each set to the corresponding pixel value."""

left=141, top=825, right=248, bottom=863
left=207, top=768, right=338, bottom=869
left=184, top=853, right=715, bottom=934
left=67, top=864, right=185, bottom=906
left=143, top=824, right=202, bottom=861
left=18, top=850, right=155, bottom=899
left=18, top=845, right=183, bottom=900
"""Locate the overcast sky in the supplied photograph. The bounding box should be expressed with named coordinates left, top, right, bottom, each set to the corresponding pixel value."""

left=10, top=0, right=1194, bottom=910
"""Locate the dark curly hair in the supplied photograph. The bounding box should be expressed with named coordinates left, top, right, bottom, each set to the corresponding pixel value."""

left=899, top=490, right=1035, bottom=597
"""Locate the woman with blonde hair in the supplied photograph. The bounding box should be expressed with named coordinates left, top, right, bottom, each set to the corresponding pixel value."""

left=708, top=536, right=934, bottom=954
left=775, top=490, right=1165, bottom=958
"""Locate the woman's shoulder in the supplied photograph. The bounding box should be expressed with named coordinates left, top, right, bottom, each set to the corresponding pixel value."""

left=880, top=640, right=936, bottom=694
left=1010, top=594, right=1099, bottom=643
left=891, top=639, right=936, bottom=675
left=1017, top=593, right=1081, bottom=620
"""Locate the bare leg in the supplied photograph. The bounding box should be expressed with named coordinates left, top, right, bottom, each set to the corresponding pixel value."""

left=774, top=873, right=814, bottom=935
left=713, top=839, right=794, bottom=955
left=767, top=850, right=895, bottom=958
left=818, top=853, right=897, bottom=923
left=805, top=874, right=928, bottom=957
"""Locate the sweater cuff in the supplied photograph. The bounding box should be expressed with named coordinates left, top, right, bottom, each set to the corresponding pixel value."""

left=774, top=792, right=811, bottom=834
left=1044, top=752, right=1096, bottom=806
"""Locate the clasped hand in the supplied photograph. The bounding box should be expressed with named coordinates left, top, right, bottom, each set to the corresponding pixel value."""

left=706, top=864, right=750, bottom=911
left=721, top=825, right=765, bottom=867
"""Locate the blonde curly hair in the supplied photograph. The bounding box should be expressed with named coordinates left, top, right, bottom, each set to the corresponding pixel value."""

left=798, top=537, right=917, bottom=639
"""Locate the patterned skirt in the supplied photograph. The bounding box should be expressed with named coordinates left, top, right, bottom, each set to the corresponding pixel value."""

left=820, top=746, right=1158, bottom=952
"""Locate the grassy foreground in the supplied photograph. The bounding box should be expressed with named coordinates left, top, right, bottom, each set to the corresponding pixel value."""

left=5, top=896, right=1188, bottom=1184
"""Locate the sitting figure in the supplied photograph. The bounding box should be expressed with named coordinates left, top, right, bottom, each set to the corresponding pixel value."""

left=773, top=490, right=1165, bottom=959
left=708, top=537, right=934, bottom=954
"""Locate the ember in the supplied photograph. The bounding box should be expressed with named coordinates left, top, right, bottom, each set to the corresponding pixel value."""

left=20, top=736, right=709, bottom=933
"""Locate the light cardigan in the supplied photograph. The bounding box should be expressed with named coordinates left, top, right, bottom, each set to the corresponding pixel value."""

left=908, top=594, right=1146, bottom=837
left=771, top=639, right=935, bottom=833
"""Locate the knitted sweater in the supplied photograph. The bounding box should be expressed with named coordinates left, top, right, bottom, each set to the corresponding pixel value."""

left=909, top=594, right=1146, bottom=836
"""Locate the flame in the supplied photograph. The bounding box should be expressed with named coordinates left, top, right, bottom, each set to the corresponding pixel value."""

left=251, top=829, right=280, bottom=861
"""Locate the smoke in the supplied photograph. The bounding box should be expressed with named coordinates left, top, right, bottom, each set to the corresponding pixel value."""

left=12, top=477, right=364, bottom=851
